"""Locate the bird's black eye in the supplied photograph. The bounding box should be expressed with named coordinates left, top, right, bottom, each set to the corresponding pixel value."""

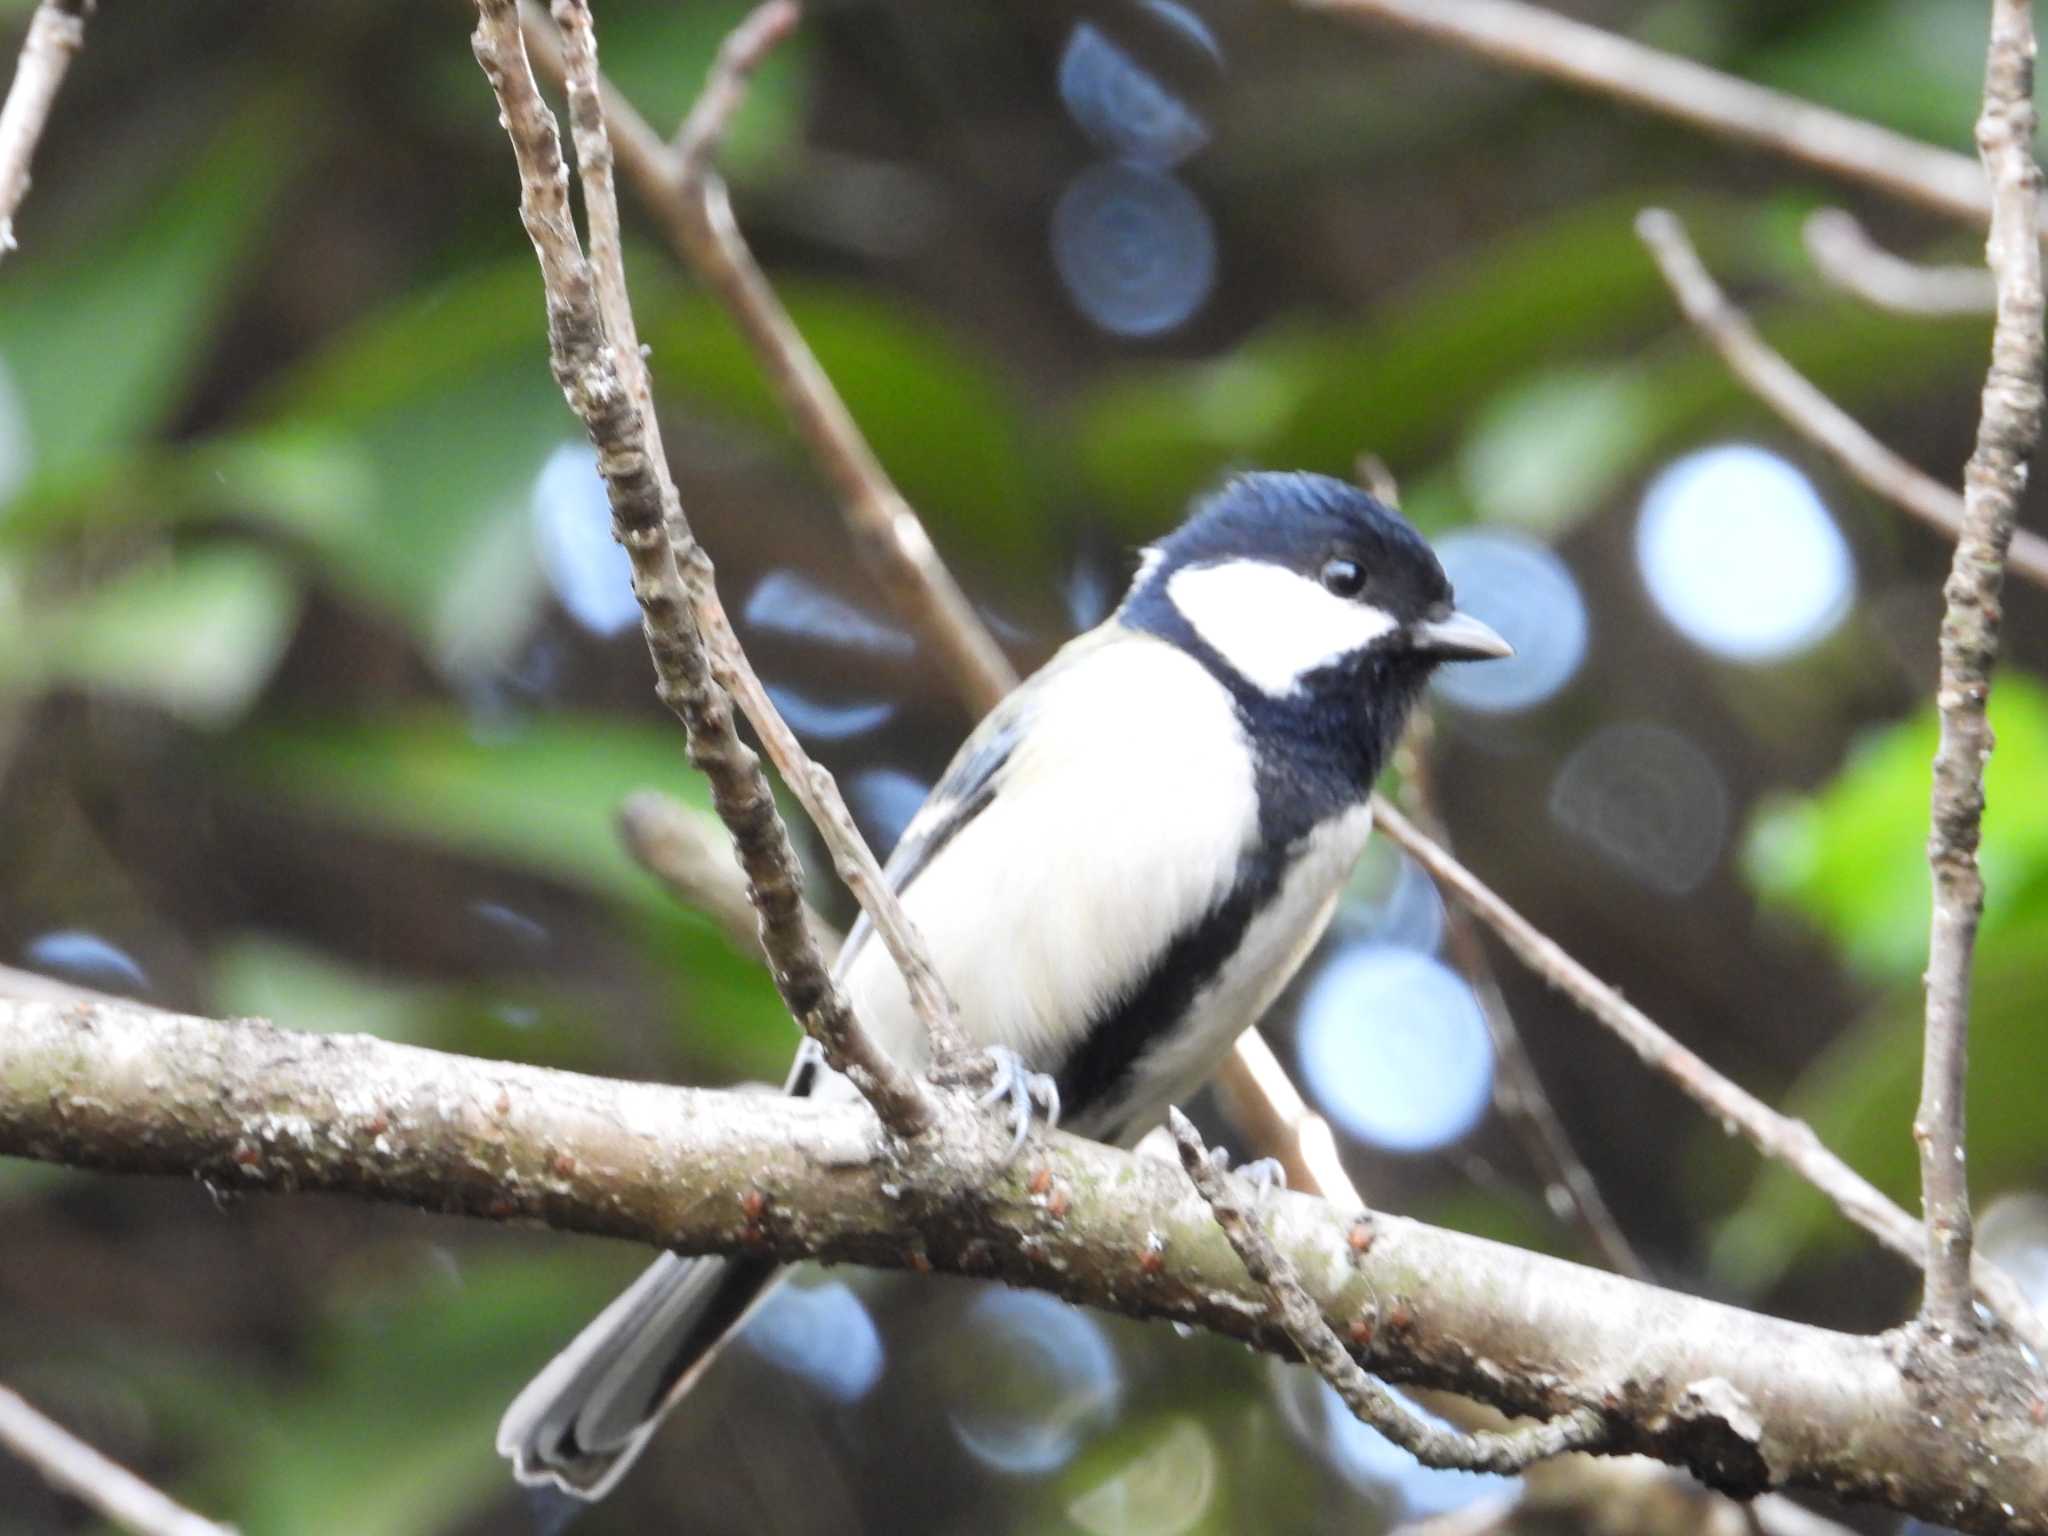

left=1320, top=557, right=1366, bottom=598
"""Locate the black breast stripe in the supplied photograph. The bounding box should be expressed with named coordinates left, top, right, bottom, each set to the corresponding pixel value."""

left=1053, top=838, right=1289, bottom=1142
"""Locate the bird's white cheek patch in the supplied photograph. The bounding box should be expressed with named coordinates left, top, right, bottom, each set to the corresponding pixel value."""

left=1167, top=560, right=1398, bottom=695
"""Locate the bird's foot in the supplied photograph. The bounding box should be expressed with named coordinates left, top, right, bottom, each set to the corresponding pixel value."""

left=975, top=1045, right=1061, bottom=1162
left=1208, top=1146, right=1287, bottom=1204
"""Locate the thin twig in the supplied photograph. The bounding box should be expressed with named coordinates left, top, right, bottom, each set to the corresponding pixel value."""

left=1636, top=207, right=2048, bottom=592
left=1367, top=793, right=2048, bottom=1357
left=671, top=0, right=798, bottom=178
left=1296, top=0, right=2001, bottom=233
left=1917, top=0, right=2045, bottom=1338
left=620, top=788, right=840, bottom=955
left=468, top=0, right=936, bottom=1136
left=0, top=0, right=89, bottom=261
left=0, top=1383, right=235, bottom=1536
left=1804, top=209, right=1997, bottom=317
left=1168, top=1108, right=1609, bottom=1474
left=517, top=0, right=1018, bottom=720
left=536, top=0, right=972, bottom=1070
left=1395, top=720, right=1645, bottom=1278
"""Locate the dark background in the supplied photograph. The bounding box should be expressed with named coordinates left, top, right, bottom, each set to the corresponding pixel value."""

left=1, top=2, right=2042, bottom=1532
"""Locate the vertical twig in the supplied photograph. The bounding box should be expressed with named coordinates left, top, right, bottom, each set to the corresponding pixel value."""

left=1916, top=0, right=2045, bottom=1338
left=468, top=0, right=938, bottom=1136
left=0, top=0, right=90, bottom=261
left=0, top=1384, right=235, bottom=1536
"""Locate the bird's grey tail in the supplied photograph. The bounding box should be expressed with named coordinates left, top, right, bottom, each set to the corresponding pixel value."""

left=497, top=1251, right=782, bottom=1501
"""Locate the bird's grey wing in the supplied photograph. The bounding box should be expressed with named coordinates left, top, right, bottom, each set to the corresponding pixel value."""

left=824, top=664, right=1053, bottom=986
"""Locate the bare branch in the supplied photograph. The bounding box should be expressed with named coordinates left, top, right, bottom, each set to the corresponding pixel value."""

left=1805, top=209, right=1997, bottom=317
left=0, top=0, right=90, bottom=262
left=1296, top=0, right=2000, bottom=231
left=1636, top=207, right=2048, bottom=593
left=0, top=1382, right=234, bottom=1536
left=620, top=788, right=841, bottom=956
left=1168, top=1108, right=1609, bottom=1475
left=7, top=995, right=2048, bottom=1532
left=517, top=1, right=1020, bottom=720
left=1367, top=793, right=2048, bottom=1357
left=671, top=0, right=799, bottom=181
left=519, top=0, right=973, bottom=1070
left=1917, top=0, right=2047, bottom=1338
left=467, top=0, right=936, bottom=1136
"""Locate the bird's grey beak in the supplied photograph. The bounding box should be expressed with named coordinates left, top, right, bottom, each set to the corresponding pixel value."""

left=1410, top=609, right=1514, bottom=661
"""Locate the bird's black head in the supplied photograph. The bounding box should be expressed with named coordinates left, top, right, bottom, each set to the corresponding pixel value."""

left=1118, top=471, right=1511, bottom=830
left=1120, top=470, right=1510, bottom=695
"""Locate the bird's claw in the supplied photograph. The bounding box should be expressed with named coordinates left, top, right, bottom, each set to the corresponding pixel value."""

left=976, top=1046, right=1060, bottom=1162
left=1208, top=1146, right=1287, bottom=1204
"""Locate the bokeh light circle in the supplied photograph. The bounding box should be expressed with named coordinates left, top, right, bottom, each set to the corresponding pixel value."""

left=1549, top=722, right=1729, bottom=895
left=945, top=1290, right=1123, bottom=1476
left=1432, top=530, right=1587, bottom=714
left=530, top=442, right=639, bottom=635
left=1051, top=161, right=1216, bottom=338
left=1636, top=444, right=1854, bottom=662
left=1057, top=22, right=1210, bottom=170
left=1296, top=946, right=1493, bottom=1153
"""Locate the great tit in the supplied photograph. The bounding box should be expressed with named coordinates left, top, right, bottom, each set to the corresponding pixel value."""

left=499, top=469, right=1511, bottom=1499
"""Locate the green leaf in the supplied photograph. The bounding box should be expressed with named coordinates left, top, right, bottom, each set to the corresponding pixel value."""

left=1455, top=366, right=1662, bottom=536
left=232, top=712, right=795, bottom=1078
left=1745, top=675, right=2048, bottom=980
left=0, top=97, right=301, bottom=507
left=1, top=544, right=301, bottom=727
left=641, top=280, right=1050, bottom=570
left=208, top=934, right=450, bottom=1045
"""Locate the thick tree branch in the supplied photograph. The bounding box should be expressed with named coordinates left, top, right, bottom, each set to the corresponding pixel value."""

left=4, top=997, right=2046, bottom=1533
left=0, top=1382, right=233, bottom=1536
left=1294, top=0, right=2004, bottom=233
left=1917, top=0, right=2046, bottom=1338
left=1368, top=794, right=2048, bottom=1358
left=0, top=0, right=88, bottom=263
left=1636, top=207, right=2048, bottom=592
left=468, top=0, right=937, bottom=1134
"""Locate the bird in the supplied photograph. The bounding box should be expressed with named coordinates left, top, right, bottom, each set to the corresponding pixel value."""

left=498, top=469, right=1512, bottom=1500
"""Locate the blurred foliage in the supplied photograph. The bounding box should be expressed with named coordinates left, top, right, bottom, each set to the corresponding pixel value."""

left=0, top=1, right=2042, bottom=1532
left=1718, top=681, right=2048, bottom=1287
